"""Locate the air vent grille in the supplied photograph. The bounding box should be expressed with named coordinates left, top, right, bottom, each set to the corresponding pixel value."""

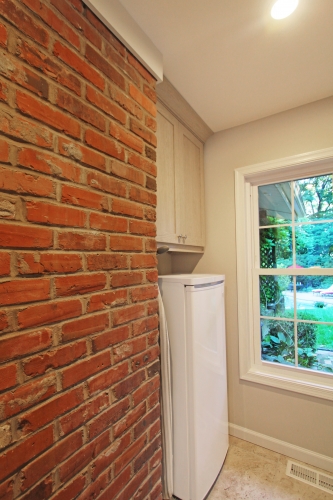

left=286, top=460, right=333, bottom=495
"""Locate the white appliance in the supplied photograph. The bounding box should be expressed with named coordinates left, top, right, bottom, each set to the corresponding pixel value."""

left=158, top=274, right=229, bottom=500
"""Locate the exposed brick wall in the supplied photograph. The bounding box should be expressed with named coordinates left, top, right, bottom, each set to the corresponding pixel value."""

left=0, top=0, right=162, bottom=498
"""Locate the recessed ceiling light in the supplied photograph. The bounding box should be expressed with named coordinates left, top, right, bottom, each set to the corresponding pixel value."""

left=271, top=0, right=299, bottom=19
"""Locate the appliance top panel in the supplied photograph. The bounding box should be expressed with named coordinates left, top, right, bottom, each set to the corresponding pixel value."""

left=158, top=274, right=225, bottom=285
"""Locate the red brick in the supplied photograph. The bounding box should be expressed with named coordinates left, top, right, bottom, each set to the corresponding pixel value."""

left=21, top=0, right=80, bottom=49
left=0, top=278, right=50, bottom=306
left=105, top=44, right=140, bottom=87
left=109, top=235, right=142, bottom=252
left=0, top=166, right=55, bottom=198
left=86, top=85, right=126, bottom=124
left=18, top=299, right=82, bottom=329
left=51, top=0, right=101, bottom=49
left=0, top=363, right=17, bottom=392
left=55, top=273, right=106, bottom=298
left=145, top=115, right=157, bottom=132
left=114, top=433, right=146, bottom=475
left=113, top=371, right=146, bottom=402
left=145, top=238, right=157, bottom=253
left=134, top=404, right=160, bottom=439
left=147, top=299, right=158, bottom=316
left=128, top=53, right=156, bottom=85
left=26, top=200, right=86, bottom=228
left=146, top=270, right=158, bottom=283
left=109, top=85, right=143, bottom=120
left=23, top=340, right=86, bottom=377
left=129, top=186, right=157, bottom=207
left=21, top=429, right=83, bottom=491
left=0, top=223, right=52, bottom=249
left=113, top=337, right=146, bottom=363
left=85, top=44, right=125, bottom=90
left=0, top=328, right=51, bottom=362
left=57, top=88, right=105, bottom=131
left=147, top=360, right=160, bottom=379
left=131, top=254, right=157, bottom=269
left=59, top=431, right=109, bottom=483
left=0, top=22, right=7, bottom=47
left=86, top=253, right=127, bottom=271
left=89, top=397, right=130, bottom=439
left=133, top=316, right=159, bottom=337
left=20, top=476, right=53, bottom=500
left=0, top=0, right=49, bottom=48
left=112, top=198, right=144, bottom=219
left=51, top=475, right=86, bottom=500
left=58, top=231, right=106, bottom=251
left=98, top=465, right=131, bottom=500
left=18, top=147, right=81, bottom=183
left=0, top=78, right=8, bottom=103
left=0, top=111, right=53, bottom=149
left=0, top=477, right=13, bottom=500
left=149, top=481, right=162, bottom=500
left=91, top=432, right=131, bottom=481
left=92, top=324, right=129, bottom=352
left=130, top=119, right=157, bottom=147
left=0, top=139, right=8, bottom=162
left=87, top=289, right=127, bottom=313
left=143, top=84, right=157, bottom=104
left=17, top=39, right=81, bottom=96
left=85, top=9, right=126, bottom=56
left=17, top=387, right=84, bottom=436
left=62, top=184, right=108, bottom=211
left=17, top=90, right=80, bottom=139
left=62, top=351, right=111, bottom=389
left=149, top=418, right=161, bottom=443
left=53, top=40, right=104, bottom=90
left=128, top=152, right=157, bottom=177
left=0, top=310, right=8, bottom=332
left=75, top=470, right=108, bottom=500
left=87, top=170, right=126, bottom=197
left=90, top=212, right=127, bottom=233
left=85, top=128, right=125, bottom=161
left=111, top=161, right=145, bottom=185
left=0, top=374, right=56, bottom=420
left=133, top=464, right=161, bottom=500
left=59, top=392, right=109, bottom=435
left=88, top=361, right=128, bottom=395
left=0, top=425, right=53, bottom=483
left=147, top=329, right=159, bottom=347
left=62, top=312, right=109, bottom=342
left=0, top=252, right=10, bottom=276
left=129, top=84, right=156, bottom=117
left=129, top=220, right=156, bottom=237
left=131, top=345, right=160, bottom=373
left=113, top=304, right=145, bottom=326
left=109, top=122, right=143, bottom=153
left=113, top=400, right=146, bottom=439
left=18, top=252, right=83, bottom=275
left=131, top=285, right=158, bottom=303
left=111, top=271, right=143, bottom=288
left=134, top=435, right=161, bottom=474
left=58, top=136, right=106, bottom=171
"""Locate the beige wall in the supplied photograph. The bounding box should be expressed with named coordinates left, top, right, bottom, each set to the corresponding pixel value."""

left=191, top=96, right=333, bottom=458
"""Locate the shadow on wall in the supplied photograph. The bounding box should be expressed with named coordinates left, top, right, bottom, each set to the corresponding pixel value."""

left=157, top=253, right=203, bottom=275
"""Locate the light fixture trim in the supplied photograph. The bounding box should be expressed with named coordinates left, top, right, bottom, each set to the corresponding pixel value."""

left=271, top=0, right=299, bottom=19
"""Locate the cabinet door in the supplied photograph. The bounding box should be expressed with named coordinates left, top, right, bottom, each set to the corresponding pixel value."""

left=156, top=103, right=179, bottom=244
left=176, top=123, right=205, bottom=247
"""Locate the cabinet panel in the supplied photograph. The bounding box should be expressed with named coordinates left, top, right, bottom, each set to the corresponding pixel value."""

left=177, top=123, right=205, bottom=247
left=156, top=104, right=179, bottom=244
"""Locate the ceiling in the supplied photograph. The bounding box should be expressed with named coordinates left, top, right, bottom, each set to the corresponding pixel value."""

left=118, top=0, right=333, bottom=133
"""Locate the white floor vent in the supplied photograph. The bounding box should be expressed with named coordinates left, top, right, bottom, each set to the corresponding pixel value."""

left=286, top=460, right=333, bottom=495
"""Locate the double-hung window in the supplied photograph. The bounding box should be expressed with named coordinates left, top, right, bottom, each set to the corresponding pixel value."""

left=235, top=148, right=333, bottom=400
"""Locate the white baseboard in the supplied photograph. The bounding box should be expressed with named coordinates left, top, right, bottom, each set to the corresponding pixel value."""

left=229, top=423, right=333, bottom=474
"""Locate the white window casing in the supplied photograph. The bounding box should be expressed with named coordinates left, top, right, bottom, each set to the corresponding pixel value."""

left=235, top=147, right=333, bottom=401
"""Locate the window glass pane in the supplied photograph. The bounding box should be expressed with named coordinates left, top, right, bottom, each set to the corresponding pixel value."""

left=295, top=276, right=333, bottom=322
left=260, top=226, right=292, bottom=268
left=261, top=319, right=295, bottom=366
left=297, top=322, right=333, bottom=374
left=260, top=275, right=292, bottom=317
left=259, top=182, right=292, bottom=225
left=295, top=223, right=333, bottom=268
left=295, top=175, right=333, bottom=222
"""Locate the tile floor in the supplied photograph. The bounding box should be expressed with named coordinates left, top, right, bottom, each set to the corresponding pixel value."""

left=206, top=436, right=333, bottom=499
